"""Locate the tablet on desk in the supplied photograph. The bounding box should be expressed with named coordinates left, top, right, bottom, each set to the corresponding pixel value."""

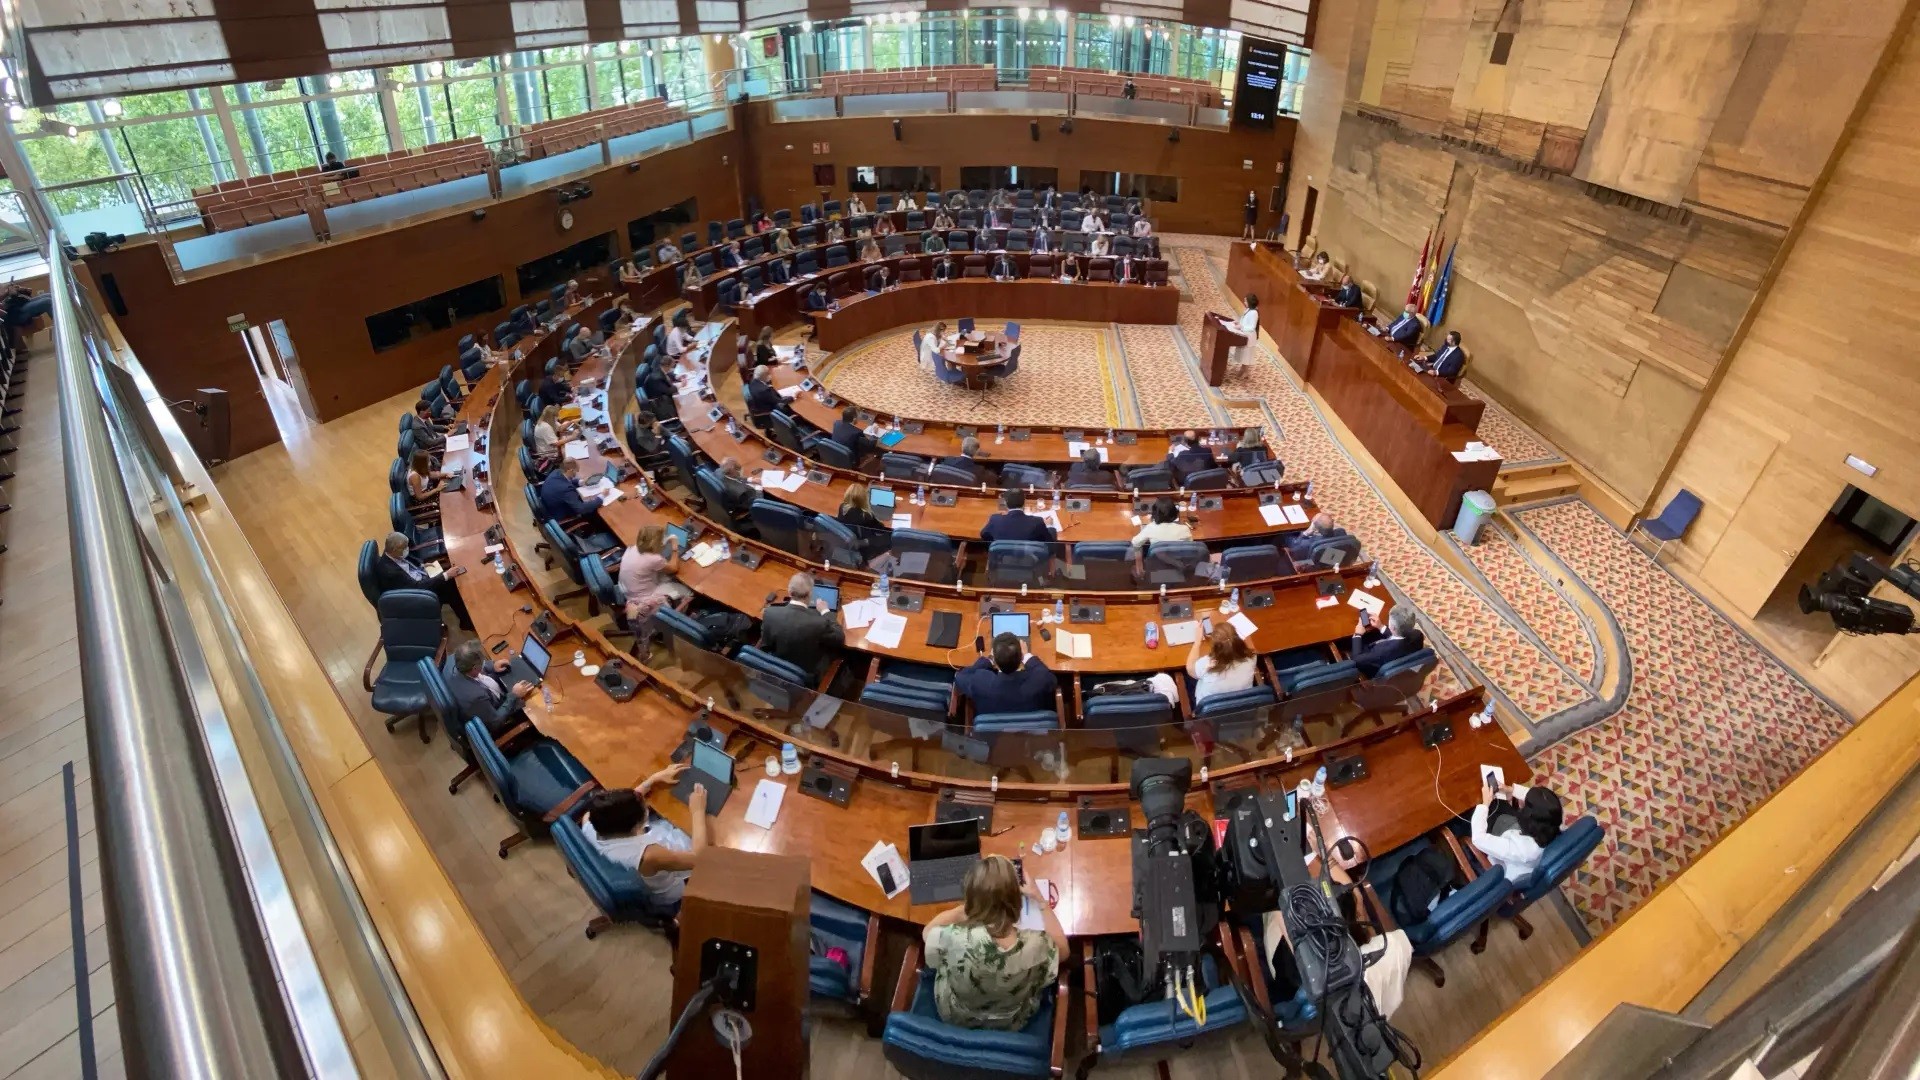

left=814, top=583, right=840, bottom=613
left=665, top=523, right=695, bottom=551
left=989, top=612, right=1031, bottom=643
left=674, top=739, right=736, bottom=814
left=869, top=488, right=896, bottom=511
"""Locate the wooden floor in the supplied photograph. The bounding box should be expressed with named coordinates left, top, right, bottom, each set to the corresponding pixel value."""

left=0, top=348, right=125, bottom=1080
left=213, top=380, right=1583, bottom=1077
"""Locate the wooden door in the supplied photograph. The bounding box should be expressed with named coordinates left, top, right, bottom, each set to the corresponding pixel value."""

left=1701, top=449, right=1841, bottom=617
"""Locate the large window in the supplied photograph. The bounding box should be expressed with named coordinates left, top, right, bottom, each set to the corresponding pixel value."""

left=849, top=166, right=940, bottom=193
left=517, top=232, right=616, bottom=297
left=958, top=165, right=1055, bottom=191
left=1080, top=171, right=1179, bottom=202
left=367, top=275, right=506, bottom=352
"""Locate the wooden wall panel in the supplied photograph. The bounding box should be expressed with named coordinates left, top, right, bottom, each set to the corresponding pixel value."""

left=1501, top=0, right=1633, bottom=132
left=1285, top=0, right=1371, bottom=246
left=85, top=127, right=744, bottom=459
left=1572, top=0, right=1768, bottom=206
left=738, top=105, right=1297, bottom=237
left=1660, top=18, right=1920, bottom=714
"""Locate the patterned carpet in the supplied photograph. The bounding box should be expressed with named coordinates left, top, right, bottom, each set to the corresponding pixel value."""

left=813, top=233, right=1854, bottom=934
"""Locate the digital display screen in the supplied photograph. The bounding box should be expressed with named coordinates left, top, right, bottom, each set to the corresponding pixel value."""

left=1234, top=37, right=1285, bottom=129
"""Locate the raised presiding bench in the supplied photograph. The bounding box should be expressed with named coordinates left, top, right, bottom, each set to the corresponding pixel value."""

left=1227, top=240, right=1355, bottom=381
left=812, top=277, right=1179, bottom=352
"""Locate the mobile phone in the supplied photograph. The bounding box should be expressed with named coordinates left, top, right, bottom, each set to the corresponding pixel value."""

left=490, top=640, right=509, bottom=654
left=973, top=635, right=986, bottom=655
left=1012, top=857, right=1026, bottom=885
left=877, top=864, right=898, bottom=895
left=1200, top=615, right=1214, bottom=636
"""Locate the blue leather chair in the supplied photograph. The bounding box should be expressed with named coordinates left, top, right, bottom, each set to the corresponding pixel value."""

left=906, top=210, right=926, bottom=230
left=882, top=952, right=1066, bottom=1080
left=388, top=495, right=445, bottom=561
left=884, top=234, right=909, bottom=256
left=957, top=210, right=980, bottom=230
left=1005, top=228, right=1030, bottom=252
left=1275, top=660, right=1361, bottom=744
left=1193, top=685, right=1280, bottom=760
left=1219, top=544, right=1286, bottom=582
left=1123, top=464, right=1174, bottom=492
left=947, top=230, right=971, bottom=252
left=929, top=463, right=976, bottom=486
left=417, top=657, right=502, bottom=794
left=773, top=208, right=793, bottom=227
left=708, top=220, right=725, bottom=245
left=580, top=555, right=633, bottom=641
left=1300, top=533, right=1363, bottom=569
left=808, top=514, right=867, bottom=567
left=1141, top=540, right=1209, bottom=586
left=932, top=350, right=967, bottom=387
left=1361, top=836, right=1510, bottom=986
left=986, top=540, right=1052, bottom=587
left=356, top=539, right=383, bottom=609
left=883, top=452, right=930, bottom=481
left=1185, top=468, right=1231, bottom=491
left=767, top=258, right=792, bottom=285
left=825, top=244, right=851, bottom=267
left=742, top=237, right=764, bottom=260
left=365, top=589, right=443, bottom=742
left=551, top=815, right=678, bottom=939
left=1083, top=688, right=1171, bottom=757
left=795, top=224, right=819, bottom=246
left=876, top=194, right=897, bottom=212
left=680, top=231, right=699, bottom=252
left=1084, top=953, right=1248, bottom=1072
left=466, top=718, right=597, bottom=859
left=735, top=645, right=820, bottom=718
left=809, top=891, right=879, bottom=1006
left=726, top=217, right=747, bottom=238
left=749, top=497, right=811, bottom=555
left=795, top=250, right=820, bottom=276
left=891, top=528, right=959, bottom=584
left=1069, top=541, right=1135, bottom=590
left=769, top=410, right=808, bottom=452
left=800, top=203, right=818, bottom=223
left=823, top=199, right=843, bottom=218
left=1476, top=816, right=1603, bottom=946
left=694, top=466, right=752, bottom=530
left=807, top=434, right=858, bottom=471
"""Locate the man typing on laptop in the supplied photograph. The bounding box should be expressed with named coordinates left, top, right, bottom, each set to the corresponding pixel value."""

left=443, top=639, right=539, bottom=739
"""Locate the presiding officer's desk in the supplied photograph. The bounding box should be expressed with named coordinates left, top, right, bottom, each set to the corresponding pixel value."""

left=1226, top=241, right=1500, bottom=529
left=438, top=299, right=1529, bottom=942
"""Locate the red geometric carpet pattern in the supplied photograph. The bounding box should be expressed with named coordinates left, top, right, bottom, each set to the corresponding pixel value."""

left=1460, top=383, right=1562, bottom=466
left=1517, top=499, right=1851, bottom=932
left=821, top=324, right=1116, bottom=427
left=1462, top=527, right=1597, bottom=684
left=1170, top=241, right=1594, bottom=722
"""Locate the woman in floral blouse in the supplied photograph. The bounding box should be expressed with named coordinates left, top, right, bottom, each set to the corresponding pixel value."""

left=921, top=855, right=1066, bottom=1030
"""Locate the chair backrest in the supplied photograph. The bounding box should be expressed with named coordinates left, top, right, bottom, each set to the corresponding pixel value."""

left=708, top=220, right=725, bottom=244
left=652, top=605, right=716, bottom=651
left=377, top=589, right=444, bottom=664
left=1143, top=540, right=1210, bottom=585
left=1307, top=534, right=1363, bottom=568
left=551, top=815, right=669, bottom=926
left=356, top=540, right=383, bottom=606
left=1513, top=817, right=1604, bottom=907
left=1126, top=464, right=1173, bottom=492
left=986, top=540, right=1052, bottom=587
left=769, top=411, right=806, bottom=452
left=825, top=244, right=849, bottom=266
left=809, top=435, right=857, bottom=470
left=929, top=463, right=974, bottom=485
left=1654, top=489, right=1703, bottom=534
left=1410, top=864, right=1509, bottom=954
left=1185, top=467, right=1231, bottom=491
left=947, top=230, right=971, bottom=251
left=1194, top=684, right=1277, bottom=719
left=1083, top=692, right=1172, bottom=753
left=1028, top=253, right=1053, bottom=278
left=905, top=210, right=925, bottom=229
left=1000, top=463, right=1049, bottom=490
left=581, top=553, right=624, bottom=618
left=749, top=497, right=810, bottom=554
left=416, top=657, right=471, bottom=753
left=465, top=717, right=522, bottom=809
left=388, top=456, right=409, bottom=494
left=737, top=644, right=811, bottom=688
left=808, top=514, right=864, bottom=566
left=882, top=453, right=928, bottom=481
left=726, top=217, right=746, bottom=238
left=693, top=466, right=732, bottom=516
left=890, top=529, right=957, bottom=583
left=1219, top=544, right=1284, bottom=583
left=542, top=521, right=587, bottom=584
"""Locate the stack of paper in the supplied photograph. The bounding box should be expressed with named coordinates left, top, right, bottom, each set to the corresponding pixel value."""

left=1346, top=590, right=1386, bottom=617
left=865, top=612, right=907, bottom=649
left=761, top=469, right=790, bottom=488
left=1228, top=612, right=1259, bottom=640
left=891, top=513, right=914, bottom=529
left=1282, top=503, right=1310, bottom=525
left=777, top=386, right=803, bottom=400
left=687, top=543, right=726, bottom=567
left=1258, top=504, right=1289, bottom=527
left=563, top=442, right=591, bottom=460
left=424, top=561, right=447, bottom=578
left=1162, top=620, right=1200, bottom=646
left=842, top=597, right=885, bottom=629
left=442, top=433, right=472, bottom=453
left=1066, top=441, right=1109, bottom=462
left=774, top=472, right=808, bottom=492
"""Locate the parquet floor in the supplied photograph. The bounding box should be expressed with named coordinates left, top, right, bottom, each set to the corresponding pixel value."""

left=0, top=351, right=124, bottom=1080
left=214, top=360, right=1580, bottom=1075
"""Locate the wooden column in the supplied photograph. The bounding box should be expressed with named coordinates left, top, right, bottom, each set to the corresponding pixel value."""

left=667, top=847, right=812, bottom=1079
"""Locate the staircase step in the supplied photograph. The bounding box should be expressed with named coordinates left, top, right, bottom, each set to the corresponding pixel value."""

left=1494, top=472, right=1580, bottom=505
left=1498, top=459, right=1568, bottom=482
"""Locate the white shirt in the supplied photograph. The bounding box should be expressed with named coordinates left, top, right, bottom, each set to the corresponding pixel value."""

left=1081, top=215, right=1100, bottom=234
left=1132, top=219, right=1152, bottom=237
left=917, top=330, right=938, bottom=372
left=1129, top=519, right=1193, bottom=553
left=583, top=814, right=694, bottom=905
left=532, top=421, right=560, bottom=457
left=1261, top=914, right=1411, bottom=1020
left=1471, top=783, right=1543, bottom=885
left=1187, top=654, right=1256, bottom=704
left=666, top=326, right=695, bottom=358
left=1238, top=308, right=1260, bottom=337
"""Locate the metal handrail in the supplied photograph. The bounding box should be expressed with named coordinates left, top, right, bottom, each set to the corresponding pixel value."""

left=52, top=244, right=444, bottom=1078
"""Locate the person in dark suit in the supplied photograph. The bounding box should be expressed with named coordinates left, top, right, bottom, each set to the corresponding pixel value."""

left=538, top=370, right=573, bottom=409
left=409, top=401, right=446, bottom=452
left=867, top=264, right=892, bottom=292
left=1333, top=273, right=1363, bottom=308
left=1382, top=304, right=1423, bottom=348
left=803, top=284, right=832, bottom=313
left=743, top=365, right=784, bottom=429
left=956, top=633, right=1057, bottom=715
left=1166, top=431, right=1216, bottom=482
left=939, top=436, right=985, bottom=483
left=1066, top=448, right=1117, bottom=489
left=1420, top=330, right=1466, bottom=381
left=441, top=640, right=536, bottom=739
left=831, top=405, right=874, bottom=465
left=716, top=459, right=759, bottom=520
left=991, top=252, right=1018, bottom=281
left=932, top=255, right=958, bottom=282
left=373, top=531, right=473, bottom=629
left=1284, top=513, right=1350, bottom=564
left=538, top=459, right=604, bottom=523
left=980, top=488, right=1057, bottom=544
left=719, top=240, right=745, bottom=269
left=759, top=573, right=845, bottom=679
left=1229, top=429, right=1272, bottom=470
left=1350, top=606, right=1425, bottom=678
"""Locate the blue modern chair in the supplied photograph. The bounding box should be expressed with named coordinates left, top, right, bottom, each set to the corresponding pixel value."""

left=680, top=231, right=699, bottom=252
left=1633, top=488, right=1702, bottom=562
left=1219, top=544, right=1286, bottom=582
left=1082, top=687, right=1172, bottom=761
left=807, top=434, right=858, bottom=472
left=749, top=497, right=811, bottom=555
left=809, top=891, right=880, bottom=1008
left=1081, top=952, right=1248, bottom=1074
left=708, top=220, right=725, bottom=245
left=929, top=463, right=975, bottom=486
left=948, top=230, right=971, bottom=252
left=551, top=815, right=679, bottom=939
left=999, top=462, right=1049, bottom=490
left=715, top=278, right=743, bottom=314
left=773, top=208, right=793, bottom=227
left=1141, top=540, right=1209, bottom=586
left=726, top=217, right=747, bottom=238
left=891, top=528, right=959, bottom=584
left=906, top=210, right=926, bottom=230
left=1347, top=647, right=1439, bottom=735
left=418, top=657, right=511, bottom=794
left=742, top=237, right=764, bottom=259
left=876, top=194, right=897, bottom=212
left=580, top=555, right=634, bottom=641
left=800, top=203, right=818, bottom=224
left=1071, top=541, right=1135, bottom=590
left=932, top=351, right=967, bottom=387
left=1300, top=533, right=1363, bottom=569
left=1193, top=685, right=1279, bottom=745
left=388, top=495, right=444, bottom=561
left=986, top=540, right=1052, bottom=587
left=859, top=660, right=955, bottom=725
left=882, top=947, right=1067, bottom=1080
left=1459, top=815, right=1604, bottom=949
left=823, top=199, right=844, bottom=218
left=825, top=244, right=851, bottom=267
left=808, top=514, right=867, bottom=566
left=883, top=452, right=930, bottom=481
left=649, top=606, right=738, bottom=696
left=466, top=718, right=597, bottom=859
left=1360, top=835, right=1510, bottom=987
left=1275, top=660, right=1363, bottom=744
left=365, top=589, right=444, bottom=742
left=1123, top=464, right=1174, bottom=492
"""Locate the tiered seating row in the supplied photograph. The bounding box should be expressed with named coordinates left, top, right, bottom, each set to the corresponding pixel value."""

left=194, top=137, right=491, bottom=233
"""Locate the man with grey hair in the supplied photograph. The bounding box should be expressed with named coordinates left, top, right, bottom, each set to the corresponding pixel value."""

left=758, top=571, right=845, bottom=679
left=744, top=363, right=784, bottom=430
left=1284, top=512, right=1350, bottom=564
left=441, top=639, right=537, bottom=738
left=939, top=435, right=985, bottom=484
left=1350, top=604, right=1425, bottom=678
left=370, top=530, right=472, bottom=630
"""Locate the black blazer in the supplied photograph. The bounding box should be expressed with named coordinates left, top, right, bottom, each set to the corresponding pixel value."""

left=831, top=419, right=873, bottom=461
left=1168, top=447, right=1216, bottom=480
left=1067, top=462, right=1117, bottom=488
left=744, top=379, right=783, bottom=423
left=1334, top=282, right=1362, bottom=307
left=759, top=601, right=846, bottom=677
left=372, top=554, right=434, bottom=594
left=938, top=455, right=983, bottom=482
left=1350, top=627, right=1427, bottom=678
left=1384, top=313, right=1422, bottom=347
left=980, top=510, right=1057, bottom=544
left=1429, top=344, right=1466, bottom=380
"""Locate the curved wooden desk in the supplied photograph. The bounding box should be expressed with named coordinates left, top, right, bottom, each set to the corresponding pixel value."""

left=436, top=302, right=1529, bottom=939
left=812, top=276, right=1178, bottom=352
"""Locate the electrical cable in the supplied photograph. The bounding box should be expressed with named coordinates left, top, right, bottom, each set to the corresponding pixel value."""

left=635, top=979, right=718, bottom=1080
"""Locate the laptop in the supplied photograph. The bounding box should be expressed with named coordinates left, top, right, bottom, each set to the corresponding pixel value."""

left=989, top=612, right=1031, bottom=645
left=503, top=633, right=550, bottom=688
left=908, top=818, right=983, bottom=904
left=672, top=738, right=736, bottom=815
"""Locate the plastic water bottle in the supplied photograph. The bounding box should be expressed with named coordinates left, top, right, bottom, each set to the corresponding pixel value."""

left=876, top=568, right=891, bottom=600
left=915, top=483, right=926, bottom=506
left=1055, top=811, right=1072, bottom=844
left=1229, top=587, right=1242, bottom=612
left=1054, top=597, right=1065, bottom=625
left=1312, top=766, right=1329, bottom=813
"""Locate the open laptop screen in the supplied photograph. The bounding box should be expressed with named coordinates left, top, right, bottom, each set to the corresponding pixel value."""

left=520, top=634, right=550, bottom=677
left=909, top=818, right=982, bottom=862
left=689, top=739, right=734, bottom=782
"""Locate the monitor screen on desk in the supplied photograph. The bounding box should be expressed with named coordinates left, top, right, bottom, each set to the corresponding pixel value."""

left=909, top=818, right=981, bottom=862
left=869, top=488, right=896, bottom=511
left=990, top=612, right=1031, bottom=641
left=814, top=583, right=840, bottom=613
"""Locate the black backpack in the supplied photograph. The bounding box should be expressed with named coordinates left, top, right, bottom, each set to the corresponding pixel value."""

left=1388, top=844, right=1459, bottom=929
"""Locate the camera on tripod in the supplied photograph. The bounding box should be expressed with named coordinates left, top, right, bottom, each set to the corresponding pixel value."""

left=1798, top=553, right=1920, bottom=635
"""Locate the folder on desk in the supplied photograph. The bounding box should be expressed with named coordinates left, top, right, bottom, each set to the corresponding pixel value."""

left=879, top=431, right=907, bottom=448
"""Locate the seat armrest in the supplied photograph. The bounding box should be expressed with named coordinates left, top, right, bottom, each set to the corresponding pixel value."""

left=493, top=720, right=532, bottom=747
left=1054, top=685, right=1067, bottom=729
left=543, top=780, right=600, bottom=822
left=1057, top=955, right=1078, bottom=1079
left=1441, top=828, right=1478, bottom=883
left=363, top=636, right=384, bottom=692
left=1359, top=880, right=1396, bottom=932
left=1258, top=654, right=1280, bottom=689
left=891, top=942, right=923, bottom=1013
left=1173, top=673, right=1193, bottom=721
left=815, top=657, right=843, bottom=694
left=858, top=912, right=881, bottom=1002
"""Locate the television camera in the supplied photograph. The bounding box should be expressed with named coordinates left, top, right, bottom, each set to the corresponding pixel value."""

left=1798, top=553, right=1920, bottom=636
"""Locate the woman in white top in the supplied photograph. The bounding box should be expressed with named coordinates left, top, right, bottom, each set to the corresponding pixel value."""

left=1231, top=293, right=1260, bottom=376
left=580, top=765, right=709, bottom=909
left=1131, top=217, right=1153, bottom=238
left=899, top=192, right=919, bottom=210
left=917, top=322, right=945, bottom=373
left=773, top=228, right=796, bottom=254
left=1300, top=251, right=1332, bottom=281
left=847, top=194, right=869, bottom=216
left=1080, top=211, right=1102, bottom=234
left=1186, top=623, right=1257, bottom=705
left=532, top=403, right=569, bottom=459
left=1471, top=781, right=1563, bottom=886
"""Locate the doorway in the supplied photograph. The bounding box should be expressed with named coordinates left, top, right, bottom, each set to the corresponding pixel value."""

left=1755, top=485, right=1918, bottom=663
left=242, top=318, right=318, bottom=443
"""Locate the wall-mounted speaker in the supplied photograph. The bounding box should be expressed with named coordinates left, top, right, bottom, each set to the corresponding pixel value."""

left=1030, top=121, right=1039, bottom=142
left=99, top=271, right=127, bottom=316
left=892, top=118, right=901, bottom=141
